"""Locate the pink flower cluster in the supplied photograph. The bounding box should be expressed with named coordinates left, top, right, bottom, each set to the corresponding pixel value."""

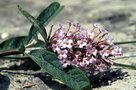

left=49, top=22, right=122, bottom=76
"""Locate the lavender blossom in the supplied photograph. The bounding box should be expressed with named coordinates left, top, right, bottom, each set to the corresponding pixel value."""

left=48, top=22, right=122, bottom=76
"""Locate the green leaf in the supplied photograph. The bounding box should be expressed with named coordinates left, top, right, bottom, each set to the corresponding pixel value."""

left=27, top=49, right=92, bottom=90
left=18, top=6, right=47, bottom=43
left=37, top=2, right=64, bottom=27
left=0, top=36, right=46, bottom=52
left=0, top=36, right=27, bottom=51
left=27, top=2, right=64, bottom=43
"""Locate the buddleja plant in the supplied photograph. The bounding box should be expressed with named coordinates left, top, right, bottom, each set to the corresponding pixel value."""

left=0, top=2, right=136, bottom=90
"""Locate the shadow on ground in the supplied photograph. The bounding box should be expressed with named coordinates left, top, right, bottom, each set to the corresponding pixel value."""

left=89, top=69, right=128, bottom=88
left=0, top=59, right=128, bottom=90
left=0, top=74, right=10, bottom=90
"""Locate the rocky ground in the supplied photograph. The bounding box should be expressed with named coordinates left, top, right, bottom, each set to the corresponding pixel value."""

left=0, top=0, right=136, bottom=90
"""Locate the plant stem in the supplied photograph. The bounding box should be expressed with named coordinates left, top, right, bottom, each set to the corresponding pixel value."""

left=0, top=56, right=29, bottom=59
left=0, top=49, right=22, bottom=57
left=114, top=40, right=136, bottom=45
left=114, top=63, right=136, bottom=70
left=113, top=55, right=136, bottom=60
